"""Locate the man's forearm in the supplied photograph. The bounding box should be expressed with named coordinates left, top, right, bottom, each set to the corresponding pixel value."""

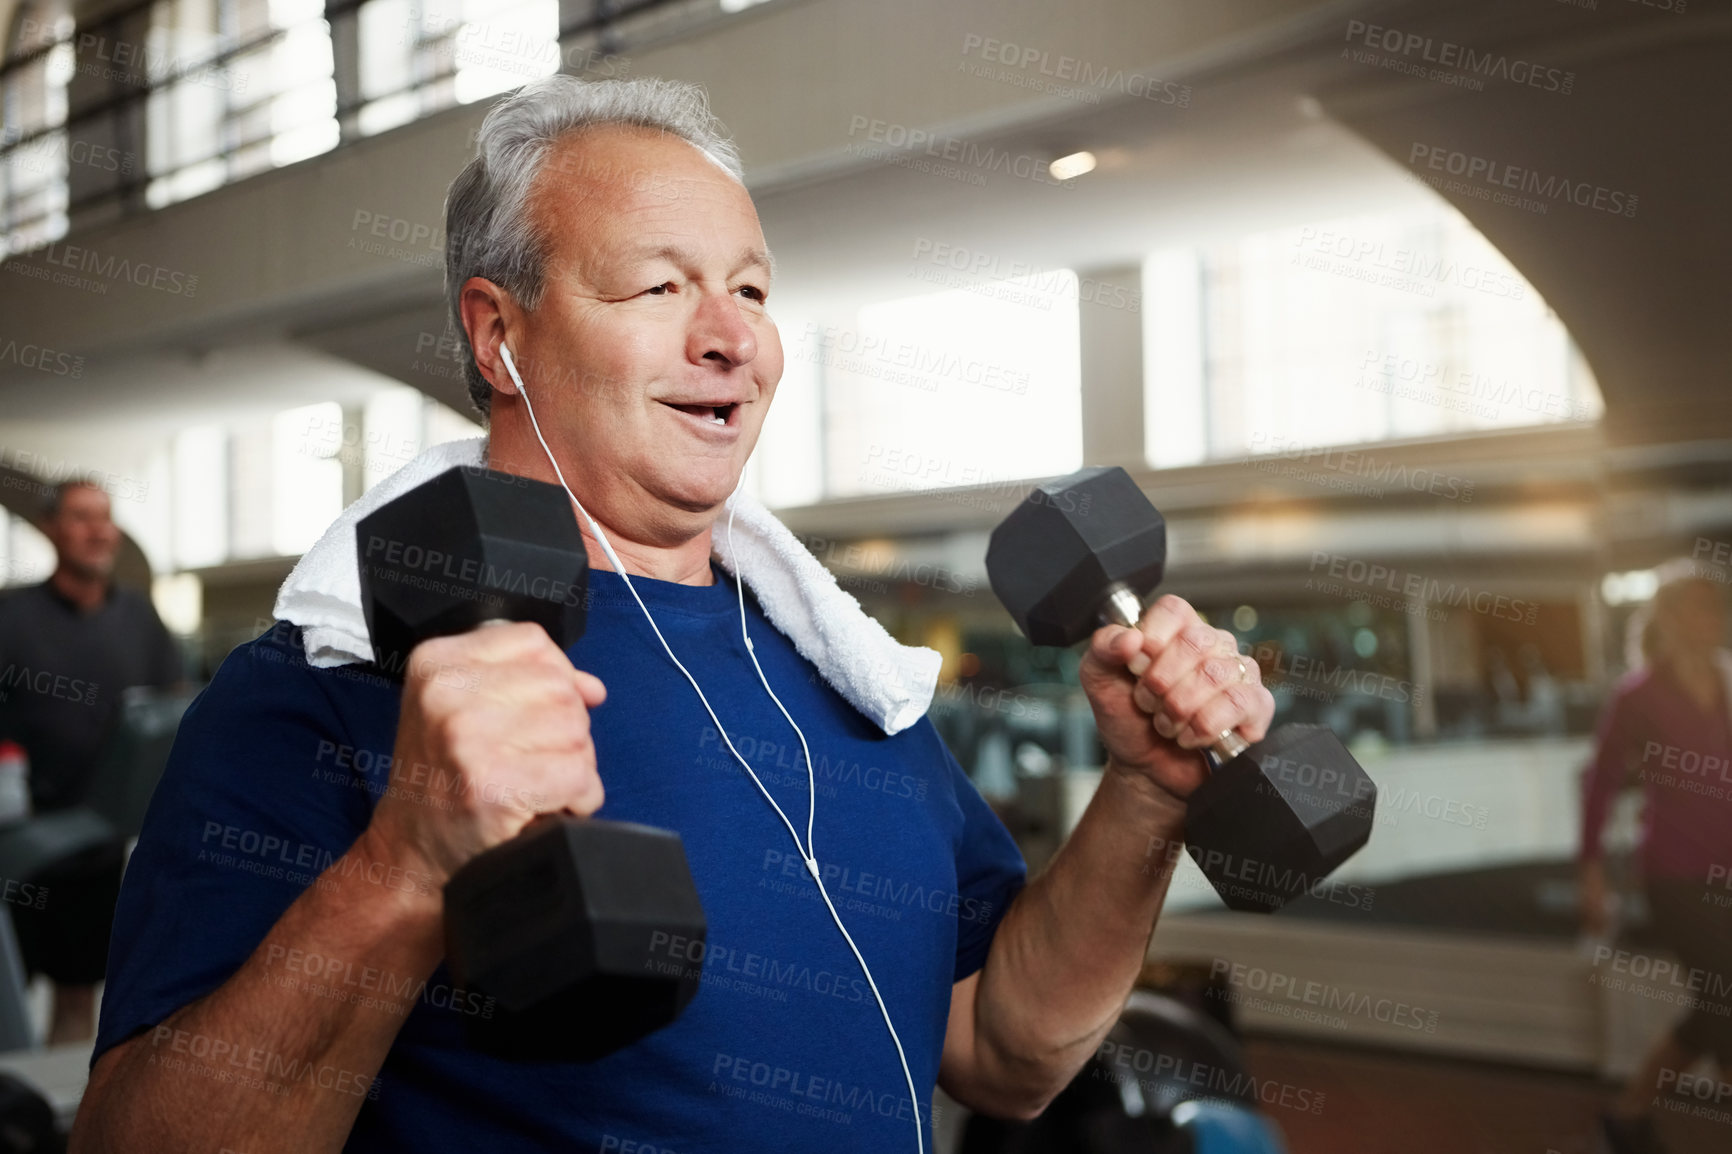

left=967, top=759, right=1187, bottom=1111
left=72, top=828, right=444, bottom=1154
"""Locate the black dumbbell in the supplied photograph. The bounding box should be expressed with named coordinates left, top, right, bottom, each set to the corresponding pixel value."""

left=985, top=466, right=1375, bottom=913
left=357, top=464, right=707, bottom=1060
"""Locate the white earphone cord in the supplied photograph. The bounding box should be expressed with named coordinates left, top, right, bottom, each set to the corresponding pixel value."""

left=498, top=346, right=924, bottom=1154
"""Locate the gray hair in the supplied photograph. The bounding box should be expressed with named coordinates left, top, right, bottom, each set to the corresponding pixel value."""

left=443, top=75, right=744, bottom=418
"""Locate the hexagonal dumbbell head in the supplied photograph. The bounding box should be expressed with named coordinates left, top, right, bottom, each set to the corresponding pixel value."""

left=356, top=465, right=588, bottom=675
left=444, top=817, right=708, bottom=1062
left=986, top=466, right=1167, bottom=646
left=1183, top=725, right=1376, bottom=913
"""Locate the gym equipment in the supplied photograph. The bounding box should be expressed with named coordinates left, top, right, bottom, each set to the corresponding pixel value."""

left=986, top=466, right=1375, bottom=913
left=958, top=989, right=1287, bottom=1153
left=358, top=464, right=707, bottom=1061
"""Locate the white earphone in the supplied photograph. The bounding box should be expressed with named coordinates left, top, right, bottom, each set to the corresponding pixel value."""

left=497, top=344, right=925, bottom=1153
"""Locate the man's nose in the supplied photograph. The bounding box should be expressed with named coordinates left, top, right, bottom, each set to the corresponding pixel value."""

left=688, top=291, right=757, bottom=368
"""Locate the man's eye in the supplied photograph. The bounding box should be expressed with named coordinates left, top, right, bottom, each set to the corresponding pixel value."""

left=736, top=284, right=767, bottom=302
left=644, top=282, right=674, bottom=296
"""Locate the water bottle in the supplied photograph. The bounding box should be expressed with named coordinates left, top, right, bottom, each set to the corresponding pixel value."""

left=0, top=742, right=31, bottom=825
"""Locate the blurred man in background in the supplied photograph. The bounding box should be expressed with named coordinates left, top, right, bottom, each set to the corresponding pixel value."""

left=0, top=480, right=181, bottom=1043
left=1580, top=559, right=1732, bottom=1154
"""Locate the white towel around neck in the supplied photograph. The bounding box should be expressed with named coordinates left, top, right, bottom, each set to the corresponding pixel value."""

left=271, top=437, right=940, bottom=735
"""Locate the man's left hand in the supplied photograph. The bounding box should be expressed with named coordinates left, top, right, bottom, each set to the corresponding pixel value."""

left=1078, top=594, right=1275, bottom=801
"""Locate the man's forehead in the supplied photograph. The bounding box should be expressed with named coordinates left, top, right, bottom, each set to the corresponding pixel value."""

left=529, top=127, right=768, bottom=274
left=60, top=485, right=110, bottom=513
left=534, top=124, right=737, bottom=202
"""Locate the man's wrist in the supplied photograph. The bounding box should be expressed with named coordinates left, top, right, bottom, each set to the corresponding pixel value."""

left=1102, top=755, right=1190, bottom=826
left=346, top=825, right=446, bottom=927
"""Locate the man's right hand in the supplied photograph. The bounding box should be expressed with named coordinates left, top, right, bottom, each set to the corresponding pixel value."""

left=366, top=622, right=608, bottom=889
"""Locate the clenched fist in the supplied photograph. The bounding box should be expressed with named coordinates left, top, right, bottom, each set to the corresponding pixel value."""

left=1079, top=594, right=1274, bottom=801
left=364, top=622, right=608, bottom=889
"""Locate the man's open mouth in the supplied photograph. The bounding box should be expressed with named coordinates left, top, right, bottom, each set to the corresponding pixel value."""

left=664, top=402, right=738, bottom=426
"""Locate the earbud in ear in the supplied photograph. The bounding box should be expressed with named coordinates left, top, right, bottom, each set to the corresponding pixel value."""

left=498, top=343, right=526, bottom=397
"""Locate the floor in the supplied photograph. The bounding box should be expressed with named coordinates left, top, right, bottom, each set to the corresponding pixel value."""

left=1247, top=1035, right=1730, bottom=1154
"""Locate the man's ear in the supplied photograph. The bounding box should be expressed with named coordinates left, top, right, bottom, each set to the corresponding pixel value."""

left=459, top=276, right=521, bottom=396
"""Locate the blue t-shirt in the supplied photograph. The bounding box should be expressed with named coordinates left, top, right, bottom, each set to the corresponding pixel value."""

left=95, top=563, right=1027, bottom=1152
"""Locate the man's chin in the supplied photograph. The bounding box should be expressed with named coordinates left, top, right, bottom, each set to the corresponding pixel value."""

left=65, top=557, right=117, bottom=582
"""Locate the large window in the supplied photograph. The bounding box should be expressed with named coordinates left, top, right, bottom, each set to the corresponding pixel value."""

left=2, top=0, right=666, bottom=241
left=357, top=0, right=560, bottom=137
left=145, top=0, right=338, bottom=207
left=1145, top=202, right=1602, bottom=467
left=790, top=274, right=1084, bottom=503
left=0, top=4, right=73, bottom=253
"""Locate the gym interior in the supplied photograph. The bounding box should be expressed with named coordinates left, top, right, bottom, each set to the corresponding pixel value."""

left=0, top=0, right=1727, bottom=1150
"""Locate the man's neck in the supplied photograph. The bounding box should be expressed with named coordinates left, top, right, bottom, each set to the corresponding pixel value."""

left=484, top=434, right=718, bottom=586
left=587, top=529, right=717, bottom=586
left=49, top=567, right=110, bottom=612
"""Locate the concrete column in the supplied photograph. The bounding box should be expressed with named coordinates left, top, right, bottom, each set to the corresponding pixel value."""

left=1579, top=581, right=1608, bottom=684
left=341, top=405, right=366, bottom=507
left=1076, top=263, right=1145, bottom=470
left=329, top=2, right=363, bottom=145
left=1407, top=597, right=1438, bottom=739
left=65, top=3, right=154, bottom=229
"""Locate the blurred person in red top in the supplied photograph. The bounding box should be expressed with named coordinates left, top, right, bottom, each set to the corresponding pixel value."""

left=1580, top=558, right=1732, bottom=1154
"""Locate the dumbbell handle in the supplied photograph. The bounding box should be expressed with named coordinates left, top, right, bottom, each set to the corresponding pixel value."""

left=1098, top=584, right=1252, bottom=761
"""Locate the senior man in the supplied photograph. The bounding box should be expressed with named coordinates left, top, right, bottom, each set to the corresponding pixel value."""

left=72, top=76, right=1272, bottom=1152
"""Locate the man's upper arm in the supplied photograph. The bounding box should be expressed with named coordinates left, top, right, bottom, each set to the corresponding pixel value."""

left=931, top=725, right=1026, bottom=984
left=93, top=628, right=385, bottom=1065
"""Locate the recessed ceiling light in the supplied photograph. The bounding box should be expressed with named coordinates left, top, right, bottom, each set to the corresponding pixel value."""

left=1048, top=151, right=1097, bottom=181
